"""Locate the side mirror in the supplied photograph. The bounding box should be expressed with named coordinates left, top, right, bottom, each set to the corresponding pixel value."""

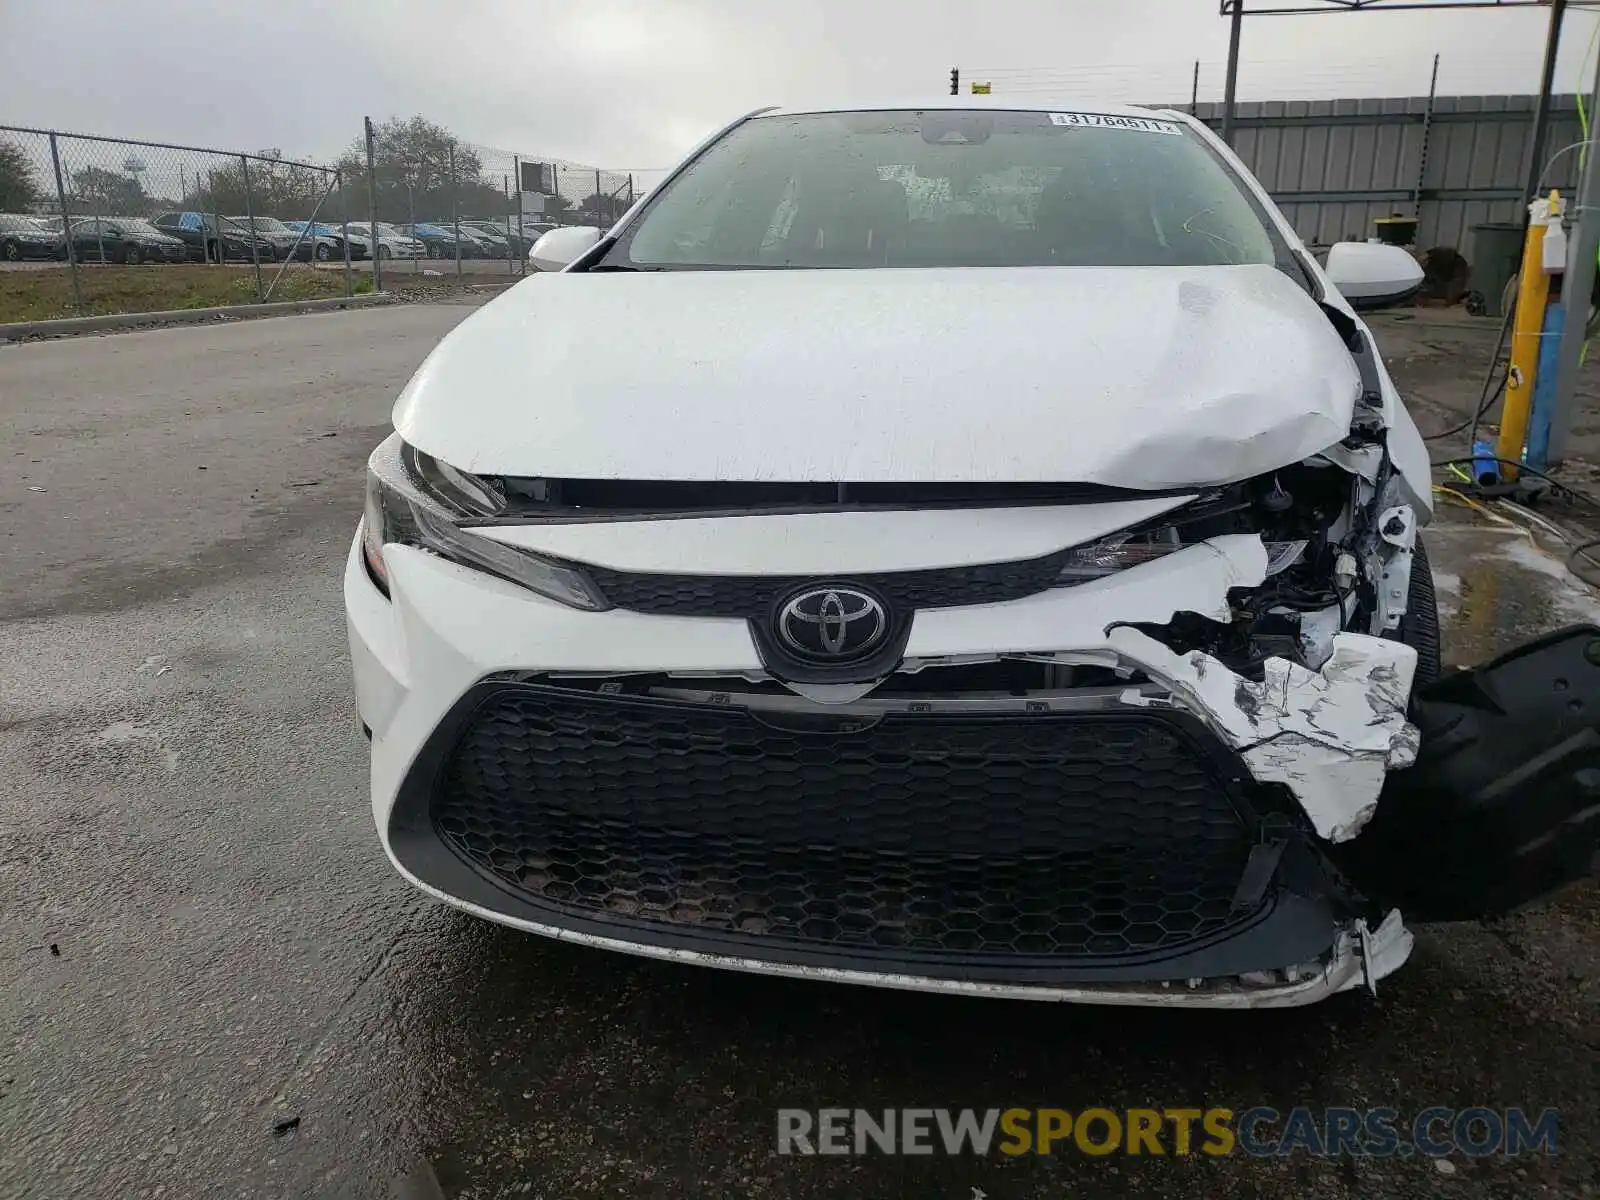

left=1324, top=241, right=1424, bottom=310
left=529, top=226, right=602, bottom=272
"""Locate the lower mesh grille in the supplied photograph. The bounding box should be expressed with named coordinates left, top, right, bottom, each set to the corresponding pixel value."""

left=428, top=686, right=1260, bottom=960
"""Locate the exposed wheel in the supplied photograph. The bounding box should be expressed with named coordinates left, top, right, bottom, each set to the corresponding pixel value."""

left=378, top=245, right=392, bottom=260
left=122, top=244, right=141, bottom=265
left=1388, top=534, right=1441, bottom=685
left=1, top=239, right=20, bottom=262
left=315, top=242, right=332, bottom=261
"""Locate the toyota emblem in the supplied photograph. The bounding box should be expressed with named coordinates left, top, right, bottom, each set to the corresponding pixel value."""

left=776, top=587, right=888, bottom=661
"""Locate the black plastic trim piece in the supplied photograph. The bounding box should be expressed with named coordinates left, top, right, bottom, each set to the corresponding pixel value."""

left=1340, top=624, right=1600, bottom=921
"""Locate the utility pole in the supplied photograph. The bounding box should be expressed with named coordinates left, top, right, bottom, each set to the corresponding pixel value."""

left=1221, top=1, right=1244, bottom=146
left=950, top=67, right=959, bottom=96
left=1544, top=43, right=1600, bottom=463
left=1521, top=0, right=1568, bottom=214
left=1413, top=54, right=1440, bottom=213
left=449, top=143, right=462, bottom=279
left=364, top=115, right=381, bottom=292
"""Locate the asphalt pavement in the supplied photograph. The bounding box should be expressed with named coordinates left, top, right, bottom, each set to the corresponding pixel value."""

left=2, top=303, right=1599, bottom=1199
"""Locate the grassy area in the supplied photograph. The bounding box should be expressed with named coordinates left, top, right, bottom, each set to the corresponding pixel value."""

left=0, top=264, right=378, bottom=324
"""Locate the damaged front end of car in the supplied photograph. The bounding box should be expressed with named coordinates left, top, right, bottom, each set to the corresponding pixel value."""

left=365, top=315, right=1600, bottom=1006
left=1068, top=334, right=1600, bottom=997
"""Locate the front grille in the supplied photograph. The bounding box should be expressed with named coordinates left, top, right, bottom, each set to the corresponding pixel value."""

left=427, top=685, right=1260, bottom=962
left=585, top=548, right=1075, bottom=617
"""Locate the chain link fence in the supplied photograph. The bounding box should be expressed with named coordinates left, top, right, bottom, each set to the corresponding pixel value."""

left=355, top=116, right=639, bottom=288
left=0, top=119, right=647, bottom=317
left=0, top=124, right=358, bottom=315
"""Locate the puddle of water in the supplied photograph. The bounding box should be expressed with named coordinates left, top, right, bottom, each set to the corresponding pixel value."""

left=1428, top=522, right=1600, bottom=667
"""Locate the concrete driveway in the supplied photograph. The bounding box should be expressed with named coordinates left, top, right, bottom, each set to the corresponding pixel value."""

left=1, top=305, right=1597, bottom=1199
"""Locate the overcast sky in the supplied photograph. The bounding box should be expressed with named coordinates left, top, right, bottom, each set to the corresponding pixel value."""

left=4, top=0, right=1600, bottom=177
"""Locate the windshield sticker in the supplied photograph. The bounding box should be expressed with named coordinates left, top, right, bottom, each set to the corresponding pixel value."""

left=1048, top=112, right=1184, bottom=135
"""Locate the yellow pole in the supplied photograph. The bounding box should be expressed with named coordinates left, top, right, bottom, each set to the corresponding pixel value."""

left=1496, top=191, right=1559, bottom=480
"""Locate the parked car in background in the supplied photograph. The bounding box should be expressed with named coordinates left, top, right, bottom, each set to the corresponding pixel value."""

left=284, top=220, right=369, bottom=261
left=149, top=212, right=278, bottom=263
left=61, top=217, right=187, bottom=264
left=0, top=214, right=62, bottom=261
left=397, top=222, right=449, bottom=258
left=463, top=225, right=509, bottom=258
left=400, top=222, right=494, bottom=259
left=229, top=216, right=316, bottom=261
left=458, top=220, right=520, bottom=257
left=346, top=221, right=425, bottom=260
left=460, top=219, right=524, bottom=256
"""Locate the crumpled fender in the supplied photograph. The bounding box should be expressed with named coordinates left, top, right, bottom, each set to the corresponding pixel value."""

left=1109, top=625, right=1418, bottom=842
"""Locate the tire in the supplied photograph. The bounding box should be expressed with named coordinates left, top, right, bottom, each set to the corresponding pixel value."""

left=1389, top=534, right=1441, bottom=685
left=315, top=242, right=332, bottom=261
left=378, top=245, right=392, bottom=260
left=123, top=245, right=141, bottom=265
left=1, top=239, right=19, bottom=262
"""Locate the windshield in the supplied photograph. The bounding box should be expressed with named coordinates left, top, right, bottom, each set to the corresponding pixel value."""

left=612, top=109, right=1281, bottom=271
left=117, top=219, right=164, bottom=236
left=244, top=217, right=290, bottom=232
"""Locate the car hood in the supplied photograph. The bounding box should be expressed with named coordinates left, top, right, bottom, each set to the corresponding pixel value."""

left=393, top=265, right=1362, bottom=488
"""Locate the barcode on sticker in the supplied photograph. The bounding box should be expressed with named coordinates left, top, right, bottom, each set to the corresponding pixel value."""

left=1048, top=112, right=1184, bottom=135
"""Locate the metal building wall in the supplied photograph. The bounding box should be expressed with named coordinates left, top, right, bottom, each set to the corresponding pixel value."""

left=1183, top=93, right=1585, bottom=257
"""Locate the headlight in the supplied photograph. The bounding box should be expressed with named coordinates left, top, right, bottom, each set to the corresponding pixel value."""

left=361, top=434, right=607, bottom=610
left=1054, top=531, right=1306, bottom=584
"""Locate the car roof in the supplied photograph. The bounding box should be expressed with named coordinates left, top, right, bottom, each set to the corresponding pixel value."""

left=758, top=98, right=1185, bottom=120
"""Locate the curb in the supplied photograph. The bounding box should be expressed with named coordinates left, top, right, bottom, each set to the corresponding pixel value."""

left=0, top=291, right=399, bottom=342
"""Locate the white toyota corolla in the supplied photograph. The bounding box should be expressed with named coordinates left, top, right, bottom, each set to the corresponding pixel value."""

left=347, top=100, right=1600, bottom=1007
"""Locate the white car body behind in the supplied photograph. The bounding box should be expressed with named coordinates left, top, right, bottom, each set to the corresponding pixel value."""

left=349, top=100, right=1454, bottom=1006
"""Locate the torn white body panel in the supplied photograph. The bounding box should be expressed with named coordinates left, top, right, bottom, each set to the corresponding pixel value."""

left=906, top=529, right=1420, bottom=843
left=1106, top=627, right=1418, bottom=842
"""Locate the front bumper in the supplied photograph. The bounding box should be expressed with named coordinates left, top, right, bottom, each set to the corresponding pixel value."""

left=347, top=530, right=1419, bottom=1005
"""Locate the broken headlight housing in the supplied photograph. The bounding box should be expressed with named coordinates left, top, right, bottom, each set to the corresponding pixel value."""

left=361, top=434, right=607, bottom=610
left=1056, top=533, right=1307, bottom=583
